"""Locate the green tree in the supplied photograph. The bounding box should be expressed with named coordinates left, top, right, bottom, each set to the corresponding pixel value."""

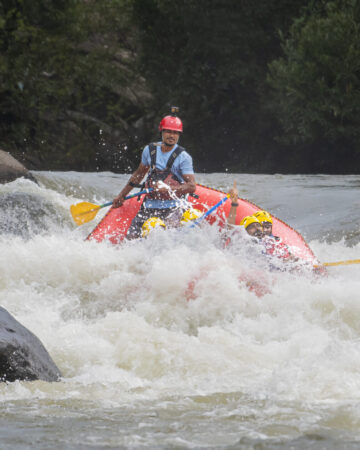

left=129, top=0, right=309, bottom=171
left=268, top=0, right=360, bottom=152
left=0, top=0, right=149, bottom=170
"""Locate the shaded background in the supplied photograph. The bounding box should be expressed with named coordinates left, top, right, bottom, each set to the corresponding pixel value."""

left=1, top=0, right=360, bottom=173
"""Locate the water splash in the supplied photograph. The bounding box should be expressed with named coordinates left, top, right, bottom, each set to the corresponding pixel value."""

left=2, top=172, right=360, bottom=447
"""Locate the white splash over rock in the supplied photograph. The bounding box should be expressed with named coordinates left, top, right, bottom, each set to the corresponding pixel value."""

left=0, top=150, right=36, bottom=184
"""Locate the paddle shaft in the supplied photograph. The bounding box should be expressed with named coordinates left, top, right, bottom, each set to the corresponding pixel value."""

left=315, top=259, right=360, bottom=268
left=77, top=189, right=153, bottom=217
left=190, top=196, right=229, bottom=228
left=109, top=188, right=153, bottom=207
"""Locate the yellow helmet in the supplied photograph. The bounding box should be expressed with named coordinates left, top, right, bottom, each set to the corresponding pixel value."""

left=240, top=215, right=261, bottom=229
left=181, top=208, right=202, bottom=225
left=142, top=217, right=166, bottom=237
left=253, top=210, right=273, bottom=224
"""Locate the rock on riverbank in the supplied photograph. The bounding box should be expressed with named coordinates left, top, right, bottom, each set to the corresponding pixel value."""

left=0, top=307, right=61, bottom=382
left=0, top=150, right=37, bottom=184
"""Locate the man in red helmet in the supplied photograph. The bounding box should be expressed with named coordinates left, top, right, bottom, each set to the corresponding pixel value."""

left=113, top=109, right=196, bottom=239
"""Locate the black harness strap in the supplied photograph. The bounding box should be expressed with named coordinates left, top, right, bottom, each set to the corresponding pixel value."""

left=166, top=146, right=185, bottom=169
left=148, top=143, right=185, bottom=172
left=149, top=143, right=157, bottom=169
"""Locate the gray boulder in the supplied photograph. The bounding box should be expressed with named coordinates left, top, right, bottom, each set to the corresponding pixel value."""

left=0, top=150, right=37, bottom=184
left=0, top=307, right=61, bottom=382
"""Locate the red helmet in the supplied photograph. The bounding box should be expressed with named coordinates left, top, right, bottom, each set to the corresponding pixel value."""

left=159, top=115, right=183, bottom=132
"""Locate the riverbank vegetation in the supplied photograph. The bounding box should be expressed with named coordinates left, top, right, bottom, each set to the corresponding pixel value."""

left=1, top=0, right=359, bottom=173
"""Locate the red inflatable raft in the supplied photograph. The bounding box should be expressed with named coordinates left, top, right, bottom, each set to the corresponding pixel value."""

left=87, top=184, right=317, bottom=264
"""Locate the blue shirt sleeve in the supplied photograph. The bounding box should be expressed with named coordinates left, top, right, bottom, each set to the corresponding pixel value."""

left=141, top=145, right=151, bottom=166
left=178, top=152, right=194, bottom=175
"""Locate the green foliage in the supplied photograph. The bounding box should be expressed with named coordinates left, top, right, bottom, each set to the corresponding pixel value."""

left=3, top=0, right=360, bottom=173
left=129, top=0, right=309, bottom=169
left=268, top=0, right=360, bottom=150
left=0, top=0, right=145, bottom=169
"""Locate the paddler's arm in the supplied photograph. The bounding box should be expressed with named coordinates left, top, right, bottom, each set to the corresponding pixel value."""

left=175, top=173, right=196, bottom=195
left=227, top=182, right=238, bottom=227
left=113, top=163, right=149, bottom=208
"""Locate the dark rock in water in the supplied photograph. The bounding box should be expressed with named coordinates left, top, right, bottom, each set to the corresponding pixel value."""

left=0, top=149, right=37, bottom=184
left=0, top=192, right=65, bottom=238
left=0, top=307, right=61, bottom=382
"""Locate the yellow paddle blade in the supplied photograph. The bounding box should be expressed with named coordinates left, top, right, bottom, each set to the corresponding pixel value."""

left=70, top=202, right=102, bottom=226
left=314, top=259, right=360, bottom=268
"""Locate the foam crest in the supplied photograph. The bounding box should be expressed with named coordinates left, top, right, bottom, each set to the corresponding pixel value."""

left=2, top=172, right=360, bottom=444
left=1, top=225, right=360, bottom=406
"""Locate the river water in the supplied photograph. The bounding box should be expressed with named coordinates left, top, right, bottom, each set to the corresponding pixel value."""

left=1, top=171, right=360, bottom=449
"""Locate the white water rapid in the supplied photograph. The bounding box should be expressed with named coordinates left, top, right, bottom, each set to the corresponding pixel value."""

left=1, top=172, right=360, bottom=449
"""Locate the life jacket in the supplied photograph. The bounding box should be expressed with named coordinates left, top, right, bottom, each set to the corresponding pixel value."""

left=145, top=143, right=185, bottom=200
left=263, top=235, right=290, bottom=260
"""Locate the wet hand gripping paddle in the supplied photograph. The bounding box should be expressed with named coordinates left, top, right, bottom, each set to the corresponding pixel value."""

left=70, top=189, right=152, bottom=226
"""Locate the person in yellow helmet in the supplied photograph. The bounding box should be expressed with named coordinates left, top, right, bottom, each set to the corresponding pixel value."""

left=227, top=183, right=263, bottom=239
left=181, top=208, right=203, bottom=225
left=253, top=210, right=273, bottom=236
left=141, top=217, right=166, bottom=238
left=239, top=215, right=263, bottom=238
left=226, top=183, right=311, bottom=274
left=253, top=209, right=296, bottom=260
